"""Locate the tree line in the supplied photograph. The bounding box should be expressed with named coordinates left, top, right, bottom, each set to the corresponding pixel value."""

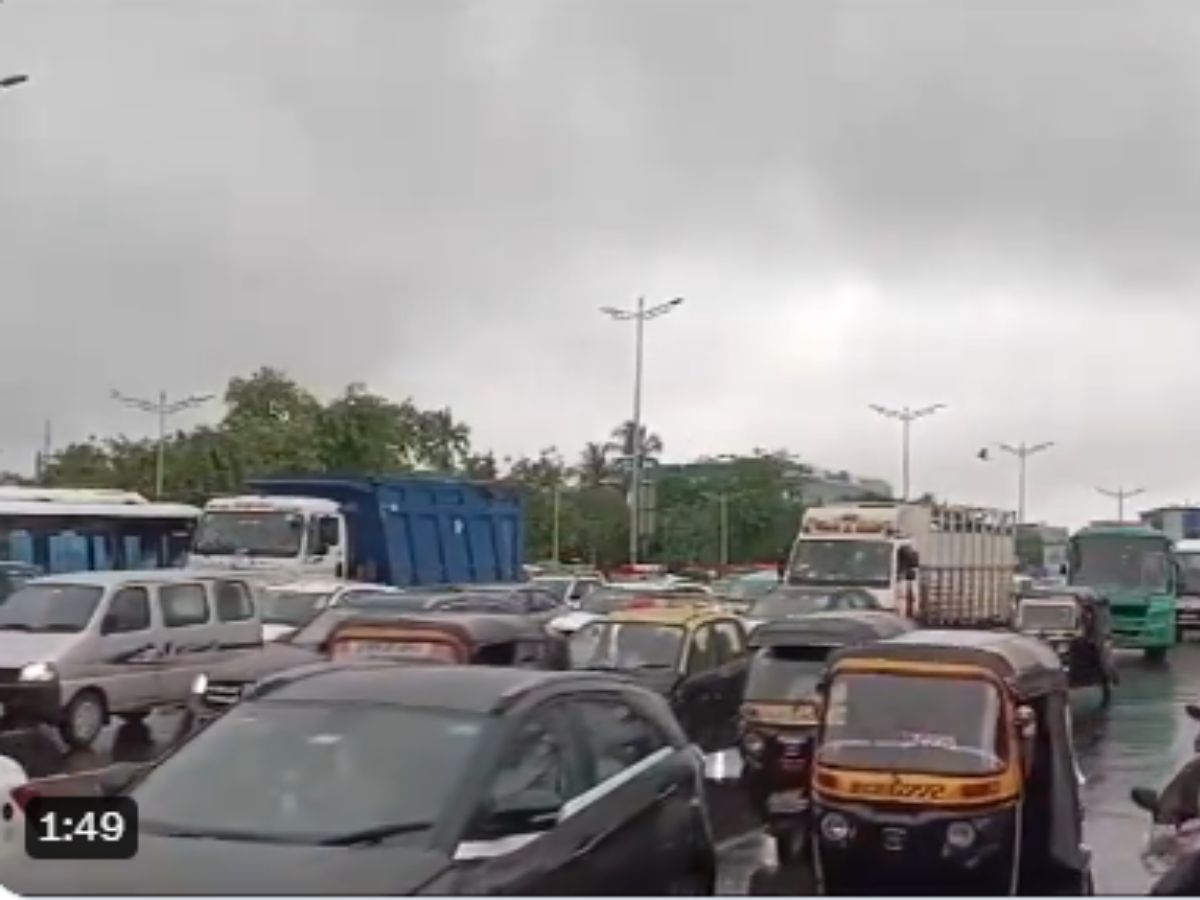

left=19, top=367, right=813, bottom=568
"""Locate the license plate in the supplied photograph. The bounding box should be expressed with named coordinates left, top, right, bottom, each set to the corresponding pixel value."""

left=767, top=789, right=808, bottom=813
left=335, top=639, right=458, bottom=662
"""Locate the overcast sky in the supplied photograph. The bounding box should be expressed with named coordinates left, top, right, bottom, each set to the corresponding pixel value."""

left=2, top=0, right=1199, bottom=528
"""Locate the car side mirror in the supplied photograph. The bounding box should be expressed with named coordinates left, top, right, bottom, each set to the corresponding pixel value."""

left=472, top=789, right=562, bottom=839
left=1131, top=786, right=1161, bottom=816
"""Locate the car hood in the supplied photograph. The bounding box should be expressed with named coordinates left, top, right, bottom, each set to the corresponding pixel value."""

left=3, top=834, right=451, bottom=896
left=204, top=641, right=323, bottom=682
left=0, top=631, right=78, bottom=667
left=261, top=623, right=299, bottom=642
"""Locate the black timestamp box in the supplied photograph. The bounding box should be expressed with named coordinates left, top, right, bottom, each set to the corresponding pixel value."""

left=24, top=796, right=138, bottom=860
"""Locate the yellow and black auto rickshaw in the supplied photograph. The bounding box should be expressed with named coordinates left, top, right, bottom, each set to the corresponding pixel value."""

left=810, top=629, right=1092, bottom=896
left=739, top=611, right=914, bottom=865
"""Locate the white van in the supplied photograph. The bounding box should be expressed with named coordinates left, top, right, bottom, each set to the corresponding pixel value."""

left=0, top=570, right=262, bottom=748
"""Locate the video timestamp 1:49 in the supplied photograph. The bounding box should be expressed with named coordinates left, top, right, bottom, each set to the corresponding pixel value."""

left=24, top=796, right=138, bottom=860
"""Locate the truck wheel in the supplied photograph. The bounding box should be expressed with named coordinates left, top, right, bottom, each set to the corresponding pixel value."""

left=59, top=689, right=106, bottom=749
left=1144, top=646, right=1169, bottom=665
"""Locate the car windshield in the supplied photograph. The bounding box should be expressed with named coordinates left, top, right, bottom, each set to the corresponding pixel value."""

left=725, top=574, right=781, bottom=601
left=261, top=590, right=334, bottom=627
left=752, top=590, right=842, bottom=618
left=1070, top=535, right=1170, bottom=593
left=135, top=700, right=486, bottom=845
left=1017, top=600, right=1077, bottom=632
left=745, top=645, right=832, bottom=701
left=570, top=622, right=684, bottom=671
left=789, top=540, right=892, bottom=587
left=818, top=672, right=1006, bottom=776
left=580, top=587, right=644, bottom=614
left=531, top=579, right=571, bottom=602
left=1178, top=552, right=1200, bottom=595
left=338, top=593, right=428, bottom=612
left=0, top=584, right=103, bottom=633
left=192, top=511, right=304, bottom=559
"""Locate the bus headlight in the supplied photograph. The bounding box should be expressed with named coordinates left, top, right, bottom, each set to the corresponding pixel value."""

left=190, top=673, right=208, bottom=696
left=946, top=820, right=977, bottom=849
left=820, top=812, right=851, bottom=843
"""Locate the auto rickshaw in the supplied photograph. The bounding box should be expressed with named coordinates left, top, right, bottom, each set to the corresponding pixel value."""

left=1014, top=586, right=1118, bottom=704
left=810, top=629, right=1093, bottom=896
left=739, top=611, right=914, bottom=865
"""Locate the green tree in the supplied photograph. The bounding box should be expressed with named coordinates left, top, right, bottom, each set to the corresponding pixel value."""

left=576, top=442, right=615, bottom=487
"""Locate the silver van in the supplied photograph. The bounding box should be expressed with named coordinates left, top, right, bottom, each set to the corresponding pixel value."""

left=0, top=570, right=262, bottom=748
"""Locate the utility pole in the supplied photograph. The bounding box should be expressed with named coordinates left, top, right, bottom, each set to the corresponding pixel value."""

left=869, top=404, right=946, bottom=501
left=601, top=296, right=685, bottom=563
left=1096, top=486, right=1145, bottom=521
left=980, top=441, right=1054, bottom=525
left=111, top=389, right=213, bottom=498
left=551, top=482, right=561, bottom=565
left=34, top=419, right=51, bottom=483
left=718, top=492, right=730, bottom=568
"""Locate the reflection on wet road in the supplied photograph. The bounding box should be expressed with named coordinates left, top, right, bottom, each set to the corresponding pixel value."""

left=6, top=646, right=1200, bottom=895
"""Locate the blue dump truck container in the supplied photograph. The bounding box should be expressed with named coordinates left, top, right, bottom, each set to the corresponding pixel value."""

left=246, top=475, right=525, bottom=587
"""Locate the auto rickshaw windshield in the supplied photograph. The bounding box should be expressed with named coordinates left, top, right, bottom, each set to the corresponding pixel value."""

left=818, top=672, right=1007, bottom=776
left=745, top=645, right=832, bottom=701
left=570, top=622, right=684, bottom=670
left=1017, top=600, right=1078, bottom=632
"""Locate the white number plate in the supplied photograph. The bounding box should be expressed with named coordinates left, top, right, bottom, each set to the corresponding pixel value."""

left=767, top=789, right=808, bottom=813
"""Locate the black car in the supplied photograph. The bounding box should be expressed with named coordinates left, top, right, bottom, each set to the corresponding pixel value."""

left=6, top=666, right=718, bottom=895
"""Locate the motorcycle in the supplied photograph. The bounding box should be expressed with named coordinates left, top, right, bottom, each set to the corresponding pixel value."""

left=1131, top=754, right=1200, bottom=894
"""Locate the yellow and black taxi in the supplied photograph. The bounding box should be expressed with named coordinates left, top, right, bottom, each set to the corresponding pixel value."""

left=811, top=629, right=1093, bottom=896
left=738, top=611, right=913, bottom=864
left=568, top=605, right=749, bottom=753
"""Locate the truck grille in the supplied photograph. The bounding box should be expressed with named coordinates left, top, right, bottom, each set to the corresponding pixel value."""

left=203, top=682, right=246, bottom=707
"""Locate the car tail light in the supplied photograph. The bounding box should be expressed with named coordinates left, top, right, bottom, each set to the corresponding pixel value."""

left=11, top=783, right=38, bottom=811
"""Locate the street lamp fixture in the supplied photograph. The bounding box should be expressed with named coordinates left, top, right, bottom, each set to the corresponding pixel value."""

left=111, top=389, right=214, bottom=498
left=0, top=74, right=28, bottom=89
left=601, top=296, right=685, bottom=564
left=869, top=403, right=946, bottom=501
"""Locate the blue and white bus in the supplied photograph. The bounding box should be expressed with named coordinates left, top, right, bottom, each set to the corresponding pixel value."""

left=0, top=487, right=200, bottom=575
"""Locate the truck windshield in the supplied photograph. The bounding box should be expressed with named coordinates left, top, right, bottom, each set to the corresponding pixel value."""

left=0, top=584, right=103, bottom=633
left=1177, top=552, right=1200, bottom=596
left=789, top=540, right=892, bottom=588
left=1070, top=536, right=1171, bottom=593
left=192, top=511, right=304, bottom=558
left=261, top=590, right=334, bottom=627
left=817, top=672, right=1006, bottom=776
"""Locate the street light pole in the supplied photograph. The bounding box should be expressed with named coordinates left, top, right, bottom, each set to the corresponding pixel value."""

left=601, top=296, right=684, bottom=564
left=869, top=403, right=946, bottom=501
left=111, top=388, right=213, bottom=498
left=718, top=492, right=729, bottom=568
left=1096, top=485, right=1145, bottom=521
left=994, top=441, right=1054, bottom=525
left=551, top=482, right=561, bottom=565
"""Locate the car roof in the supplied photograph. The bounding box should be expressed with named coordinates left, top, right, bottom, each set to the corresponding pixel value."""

left=331, top=611, right=547, bottom=643
left=605, top=605, right=731, bottom=627
left=749, top=611, right=914, bottom=647
left=266, top=579, right=396, bottom=594
left=27, top=569, right=254, bottom=588
left=252, top=663, right=621, bottom=712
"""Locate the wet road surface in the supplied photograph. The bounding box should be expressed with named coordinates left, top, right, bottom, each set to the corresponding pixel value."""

left=5, top=646, right=1200, bottom=895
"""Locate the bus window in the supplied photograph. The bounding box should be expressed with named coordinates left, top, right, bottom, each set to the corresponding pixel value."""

left=91, top=535, right=113, bottom=571
left=1, top=530, right=34, bottom=566
left=48, top=533, right=88, bottom=574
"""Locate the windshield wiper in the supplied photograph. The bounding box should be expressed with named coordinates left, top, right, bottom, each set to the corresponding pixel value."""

left=0, top=623, right=31, bottom=631
left=318, top=821, right=433, bottom=846
left=142, top=821, right=300, bottom=844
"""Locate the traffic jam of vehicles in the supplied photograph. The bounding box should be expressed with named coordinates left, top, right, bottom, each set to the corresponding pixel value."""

left=3, top=483, right=1200, bottom=893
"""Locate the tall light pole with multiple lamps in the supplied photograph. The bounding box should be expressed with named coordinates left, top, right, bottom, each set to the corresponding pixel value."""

left=869, top=403, right=946, bottom=501
left=978, top=441, right=1054, bottom=525
left=1096, top=485, right=1145, bottom=521
left=601, top=296, right=684, bottom=564
left=111, top=389, right=214, bottom=498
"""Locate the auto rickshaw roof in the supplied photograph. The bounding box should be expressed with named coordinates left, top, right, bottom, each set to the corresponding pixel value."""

left=748, top=611, right=914, bottom=648
left=827, top=628, right=1067, bottom=696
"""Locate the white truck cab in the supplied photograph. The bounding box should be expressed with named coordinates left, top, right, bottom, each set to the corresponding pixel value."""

left=187, top=495, right=347, bottom=581
left=1174, top=538, right=1200, bottom=634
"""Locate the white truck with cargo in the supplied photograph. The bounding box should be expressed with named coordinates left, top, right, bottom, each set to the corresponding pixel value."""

left=785, top=501, right=1017, bottom=626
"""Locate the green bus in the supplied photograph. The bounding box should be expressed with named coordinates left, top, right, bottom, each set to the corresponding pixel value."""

left=1067, top=522, right=1179, bottom=661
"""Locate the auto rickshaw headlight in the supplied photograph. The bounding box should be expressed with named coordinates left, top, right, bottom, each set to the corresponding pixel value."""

left=742, top=731, right=766, bottom=757
left=820, top=812, right=851, bottom=843
left=945, top=820, right=977, bottom=849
